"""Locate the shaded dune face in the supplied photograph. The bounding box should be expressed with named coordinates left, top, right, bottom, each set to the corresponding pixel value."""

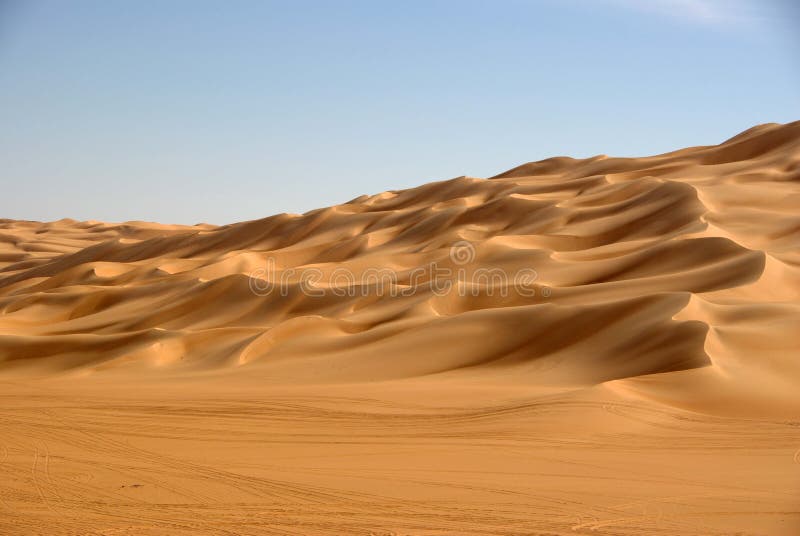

left=1, top=122, right=799, bottom=411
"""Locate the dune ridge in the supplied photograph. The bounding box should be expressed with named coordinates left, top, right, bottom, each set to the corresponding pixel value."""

left=1, top=122, right=799, bottom=535
left=2, top=122, right=799, bottom=411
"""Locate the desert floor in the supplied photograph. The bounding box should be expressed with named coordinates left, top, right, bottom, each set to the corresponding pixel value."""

left=2, top=377, right=799, bottom=535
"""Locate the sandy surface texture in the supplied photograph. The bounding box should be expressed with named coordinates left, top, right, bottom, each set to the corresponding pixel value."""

left=1, top=122, right=799, bottom=534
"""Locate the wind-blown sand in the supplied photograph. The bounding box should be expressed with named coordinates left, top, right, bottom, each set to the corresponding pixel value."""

left=1, top=122, right=799, bottom=534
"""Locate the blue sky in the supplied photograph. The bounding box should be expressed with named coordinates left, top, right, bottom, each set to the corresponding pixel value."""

left=1, top=0, right=798, bottom=224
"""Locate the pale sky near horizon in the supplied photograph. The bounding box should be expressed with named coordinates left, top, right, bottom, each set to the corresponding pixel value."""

left=1, top=0, right=798, bottom=225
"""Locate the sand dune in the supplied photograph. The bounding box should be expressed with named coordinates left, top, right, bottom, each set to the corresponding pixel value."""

left=1, top=122, right=799, bottom=534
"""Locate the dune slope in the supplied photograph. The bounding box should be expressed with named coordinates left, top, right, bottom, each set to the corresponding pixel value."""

left=1, top=122, right=799, bottom=535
